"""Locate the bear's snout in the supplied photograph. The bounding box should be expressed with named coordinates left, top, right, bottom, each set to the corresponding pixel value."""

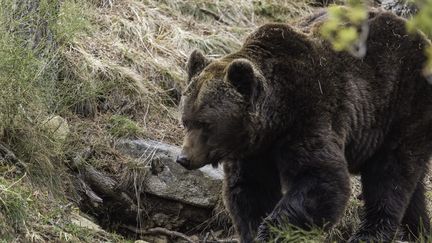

left=176, top=154, right=191, bottom=169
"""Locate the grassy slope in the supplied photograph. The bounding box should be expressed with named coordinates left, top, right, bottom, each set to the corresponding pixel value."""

left=0, top=0, right=312, bottom=241
left=1, top=0, right=429, bottom=242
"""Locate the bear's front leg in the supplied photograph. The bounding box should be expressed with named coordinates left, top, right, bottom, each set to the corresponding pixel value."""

left=223, top=158, right=282, bottom=243
left=255, top=144, right=350, bottom=242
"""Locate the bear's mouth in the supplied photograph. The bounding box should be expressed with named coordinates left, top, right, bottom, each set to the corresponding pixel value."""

left=178, top=151, right=226, bottom=170
left=176, top=158, right=191, bottom=169
left=177, top=158, right=211, bottom=170
left=184, top=162, right=209, bottom=170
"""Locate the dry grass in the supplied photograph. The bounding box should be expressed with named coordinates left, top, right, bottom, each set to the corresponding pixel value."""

left=0, top=173, right=128, bottom=242
left=59, top=0, right=313, bottom=145
left=60, top=1, right=432, bottom=242
left=2, top=0, right=432, bottom=241
left=3, top=0, right=432, bottom=241
left=0, top=0, right=314, bottom=241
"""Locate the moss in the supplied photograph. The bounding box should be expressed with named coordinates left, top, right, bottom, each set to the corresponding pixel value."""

left=108, top=114, right=143, bottom=138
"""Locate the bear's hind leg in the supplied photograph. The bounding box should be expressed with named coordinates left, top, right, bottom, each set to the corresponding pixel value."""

left=223, top=158, right=282, bottom=243
left=401, top=180, right=430, bottom=241
left=349, top=147, right=429, bottom=243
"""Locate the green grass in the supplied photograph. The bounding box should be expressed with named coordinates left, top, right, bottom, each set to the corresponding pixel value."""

left=108, top=114, right=143, bottom=138
left=269, top=224, right=326, bottom=243
left=0, top=0, right=116, bottom=241
left=268, top=196, right=432, bottom=243
left=0, top=176, right=31, bottom=240
left=53, top=0, right=93, bottom=44
left=1, top=0, right=431, bottom=242
left=0, top=176, right=128, bottom=242
left=0, top=23, right=64, bottom=190
left=0, top=0, right=352, bottom=241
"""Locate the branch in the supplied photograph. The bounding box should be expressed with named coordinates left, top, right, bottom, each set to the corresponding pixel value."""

left=204, top=231, right=239, bottom=243
left=0, top=142, right=27, bottom=169
left=77, top=176, right=103, bottom=205
left=122, top=225, right=197, bottom=243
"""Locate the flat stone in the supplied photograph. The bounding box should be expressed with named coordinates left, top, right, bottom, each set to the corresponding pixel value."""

left=115, top=139, right=223, bottom=208
left=70, top=212, right=103, bottom=232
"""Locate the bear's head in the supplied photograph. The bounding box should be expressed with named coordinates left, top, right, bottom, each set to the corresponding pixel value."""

left=176, top=50, right=265, bottom=170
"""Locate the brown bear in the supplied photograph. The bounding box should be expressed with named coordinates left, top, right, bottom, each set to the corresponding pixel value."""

left=176, top=8, right=432, bottom=243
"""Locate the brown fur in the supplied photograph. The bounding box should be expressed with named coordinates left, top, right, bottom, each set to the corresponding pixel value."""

left=178, top=9, right=432, bottom=243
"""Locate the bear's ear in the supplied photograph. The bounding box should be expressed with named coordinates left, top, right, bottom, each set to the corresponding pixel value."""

left=187, top=49, right=209, bottom=81
left=226, top=59, right=256, bottom=99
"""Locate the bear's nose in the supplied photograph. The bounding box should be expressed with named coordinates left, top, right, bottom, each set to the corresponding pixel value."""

left=176, top=154, right=190, bottom=168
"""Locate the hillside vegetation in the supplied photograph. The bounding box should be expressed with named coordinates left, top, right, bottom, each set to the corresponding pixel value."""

left=2, top=0, right=432, bottom=242
left=0, top=0, right=315, bottom=241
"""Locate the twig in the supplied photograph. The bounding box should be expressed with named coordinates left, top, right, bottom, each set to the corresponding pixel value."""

left=4, top=172, right=27, bottom=192
left=199, top=8, right=229, bottom=25
left=210, top=240, right=239, bottom=243
left=69, top=148, right=94, bottom=170
left=122, top=225, right=197, bottom=243
left=202, top=230, right=238, bottom=243
left=208, top=230, right=239, bottom=243
left=203, top=232, right=210, bottom=243
left=78, top=176, right=103, bottom=205
left=203, top=238, right=239, bottom=243
left=0, top=142, right=27, bottom=169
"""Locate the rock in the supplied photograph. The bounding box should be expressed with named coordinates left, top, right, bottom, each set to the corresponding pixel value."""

left=144, top=236, right=168, bottom=243
left=115, top=139, right=223, bottom=208
left=381, top=0, right=418, bottom=18
left=42, top=115, right=69, bottom=142
left=70, top=212, right=104, bottom=232
left=189, top=235, right=200, bottom=242
left=73, top=139, right=230, bottom=238
left=116, top=139, right=224, bottom=179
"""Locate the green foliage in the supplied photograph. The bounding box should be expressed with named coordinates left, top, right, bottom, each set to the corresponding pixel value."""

left=0, top=0, right=57, bottom=131
left=321, top=0, right=432, bottom=74
left=0, top=27, right=64, bottom=188
left=320, top=0, right=368, bottom=52
left=109, top=115, right=143, bottom=138
left=0, top=176, right=32, bottom=240
left=0, top=0, right=430, bottom=241
left=0, top=175, right=128, bottom=241
left=407, top=0, right=432, bottom=37
left=407, top=0, right=432, bottom=73
left=52, top=0, right=96, bottom=115
left=0, top=0, right=94, bottom=189
left=0, top=0, right=58, bottom=35
left=53, top=0, right=92, bottom=44
left=269, top=223, right=326, bottom=243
